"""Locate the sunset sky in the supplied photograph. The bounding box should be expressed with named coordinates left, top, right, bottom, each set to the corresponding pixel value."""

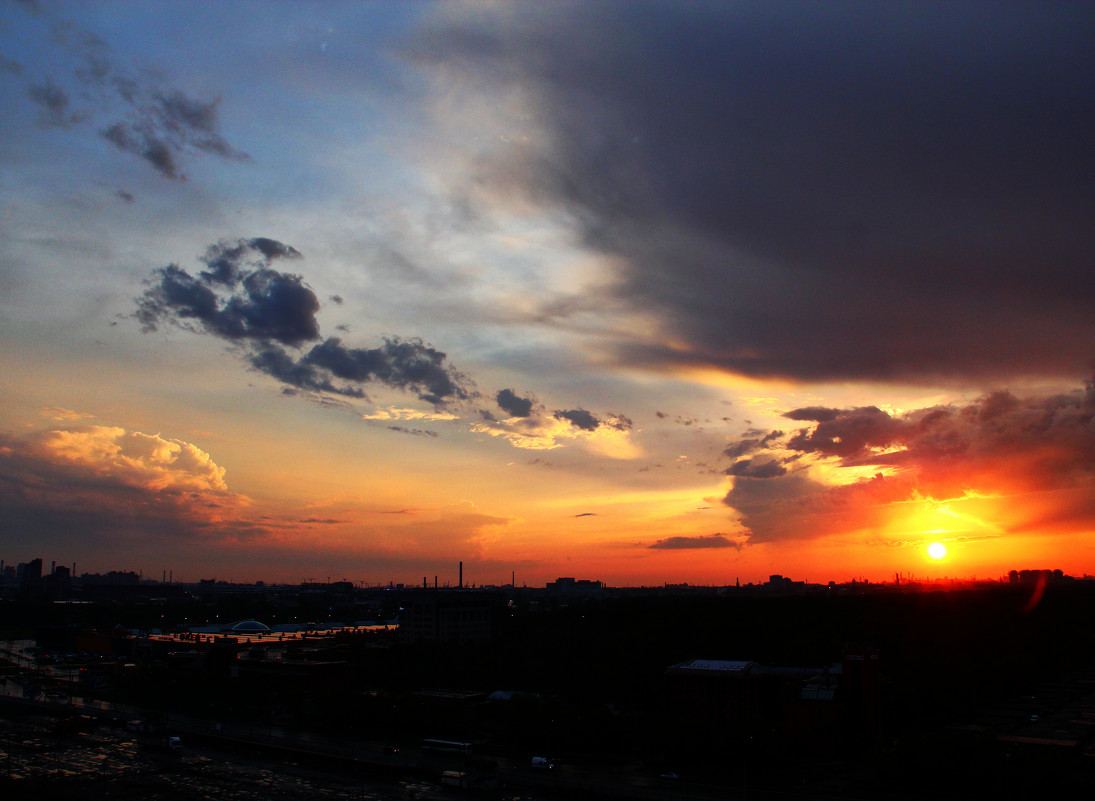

left=3, top=1, right=1095, bottom=586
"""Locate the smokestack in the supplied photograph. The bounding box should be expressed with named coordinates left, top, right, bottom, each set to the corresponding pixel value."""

left=459, top=561, right=463, bottom=589
left=51, top=561, right=56, bottom=574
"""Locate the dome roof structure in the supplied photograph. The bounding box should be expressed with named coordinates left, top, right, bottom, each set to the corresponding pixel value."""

left=229, top=619, right=271, bottom=633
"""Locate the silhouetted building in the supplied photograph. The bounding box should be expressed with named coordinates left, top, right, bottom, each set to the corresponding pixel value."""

left=666, top=645, right=880, bottom=752
left=1008, top=569, right=1067, bottom=585
left=43, top=564, right=71, bottom=599
left=80, top=570, right=141, bottom=585
left=545, top=577, right=603, bottom=601
left=20, top=558, right=43, bottom=593
left=399, top=591, right=501, bottom=644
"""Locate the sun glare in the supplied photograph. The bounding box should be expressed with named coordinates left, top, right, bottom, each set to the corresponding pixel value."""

left=927, top=542, right=947, bottom=560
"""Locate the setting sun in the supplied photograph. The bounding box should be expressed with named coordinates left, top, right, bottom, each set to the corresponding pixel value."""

left=927, top=542, right=947, bottom=560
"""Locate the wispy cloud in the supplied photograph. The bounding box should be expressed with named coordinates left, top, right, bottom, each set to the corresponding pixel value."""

left=12, top=3, right=248, bottom=179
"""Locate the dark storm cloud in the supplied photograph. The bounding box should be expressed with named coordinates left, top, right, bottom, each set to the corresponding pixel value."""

left=138, top=238, right=472, bottom=406
left=249, top=345, right=355, bottom=397
left=496, top=388, right=535, bottom=418
left=723, top=429, right=784, bottom=459
left=649, top=533, right=742, bottom=550
left=726, top=458, right=787, bottom=479
left=783, top=408, right=841, bottom=423
left=417, top=2, right=1095, bottom=383
left=783, top=406, right=904, bottom=459
left=724, top=379, right=1095, bottom=542
left=553, top=409, right=600, bottom=432
left=137, top=238, right=317, bottom=346
left=306, top=337, right=470, bottom=405
left=10, top=3, right=247, bottom=179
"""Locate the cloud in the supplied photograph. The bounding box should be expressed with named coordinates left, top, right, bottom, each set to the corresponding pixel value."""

left=39, top=406, right=94, bottom=422
left=137, top=238, right=313, bottom=345
left=388, top=426, right=439, bottom=438
left=10, top=4, right=248, bottom=179
left=783, top=406, right=905, bottom=459
left=723, top=429, right=783, bottom=459
left=472, top=409, right=638, bottom=457
left=28, top=426, right=228, bottom=492
left=137, top=238, right=472, bottom=406
left=725, top=458, right=787, bottom=479
left=649, top=532, right=743, bottom=550
left=362, top=408, right=459, bottom=422
left=27, top=79, right=87, bottom=128
left=554, top=409, right=600, bottom=431
left=496, top=388, right=535, bottom=418
left=723, top=379, right=1095, bottom=543
left=0, top=426, right=259, bottom=549
left=413, top=3, right=1095, bottom=384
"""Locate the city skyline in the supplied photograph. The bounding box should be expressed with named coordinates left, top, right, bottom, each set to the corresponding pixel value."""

left=3, top=2, right=1095, bottom=586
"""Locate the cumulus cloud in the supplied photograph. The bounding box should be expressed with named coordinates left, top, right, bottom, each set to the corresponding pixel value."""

left=11, top=3, right=248, bottom=179
left=496, top=388, right=535, bottom=418
left=25, top=426, right=227, bottom=492
left=137, top=238, right=472, bottom=406
left=554, top=408, right=600, bottom=432
left=0, top=426, right=258, bottom=548
left=723, top=379, right=1095, bottom=543
left=649, top=532, right=743, bottom=550
left=136, top=238, right=312, bottom=345
left=413, top=3, right=1095, bottom=384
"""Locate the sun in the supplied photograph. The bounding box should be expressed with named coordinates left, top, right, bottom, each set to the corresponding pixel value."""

left=927, top=542, right=947, bottom=560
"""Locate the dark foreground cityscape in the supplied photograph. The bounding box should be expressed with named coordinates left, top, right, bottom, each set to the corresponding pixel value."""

left=4, top=560, right=1095, bottom=800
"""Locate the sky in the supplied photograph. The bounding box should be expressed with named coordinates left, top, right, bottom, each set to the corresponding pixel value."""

left=2, top=0, right=1095, bottom=587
